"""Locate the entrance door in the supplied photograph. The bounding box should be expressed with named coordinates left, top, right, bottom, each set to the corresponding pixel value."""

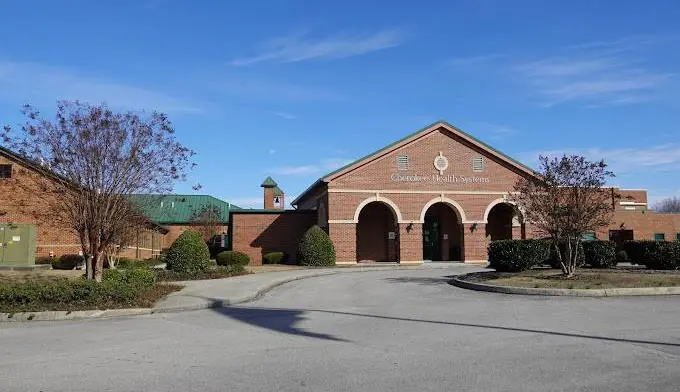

left=609, top=229, right=634, bottom=251
left=423, top=216, right=440, bottom=261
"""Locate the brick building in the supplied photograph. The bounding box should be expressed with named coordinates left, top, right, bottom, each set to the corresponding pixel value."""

left=0, top=146, right=167, bottom=261
left=230, top=121, right=680, bottom=265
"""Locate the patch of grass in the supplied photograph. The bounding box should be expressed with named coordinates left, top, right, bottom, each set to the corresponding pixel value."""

left=462, top=269, right=680, bottom=289
left=154, top=265, right=250, bottom=282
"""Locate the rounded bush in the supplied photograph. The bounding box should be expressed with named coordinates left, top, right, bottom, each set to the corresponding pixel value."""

left=165, top=230, right=210, bottom=273
left=297, top=226, right=336, bottom=267
left=263, top=252, right=288, bottom=265
left=583, top=240, right=617, bottom=268
left=215, top=250, right=250, bottom=267
left=488, top=239, right=551, bottom=272
left=52, top=254, right=85, bottom=270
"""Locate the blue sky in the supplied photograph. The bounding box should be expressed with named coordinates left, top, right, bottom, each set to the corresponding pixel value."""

left=1, top=0, right=679, bottom=208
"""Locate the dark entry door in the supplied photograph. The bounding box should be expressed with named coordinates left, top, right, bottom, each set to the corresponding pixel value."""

left=423, top=216, right=441, bottom=261
left=609, top=229, right=634, bottom=251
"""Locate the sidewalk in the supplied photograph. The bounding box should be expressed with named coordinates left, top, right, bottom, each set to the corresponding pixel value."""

left=153, top=263, right=468, bottom=313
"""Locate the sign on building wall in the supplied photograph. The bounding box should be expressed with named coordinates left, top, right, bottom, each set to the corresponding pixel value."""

left=390, top=152, right=490, bottom=184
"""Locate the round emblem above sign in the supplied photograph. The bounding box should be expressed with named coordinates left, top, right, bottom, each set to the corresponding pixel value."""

left=433, top=152, right=449, bottom=174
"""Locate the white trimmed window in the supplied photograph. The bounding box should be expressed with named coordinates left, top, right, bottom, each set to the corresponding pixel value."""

left=472, top=156, right=485, bottom=172
left=396, top=155, right=409, bottom=171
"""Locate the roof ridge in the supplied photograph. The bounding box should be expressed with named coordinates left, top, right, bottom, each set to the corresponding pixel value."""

left=291, top=120, right=536, bottom=206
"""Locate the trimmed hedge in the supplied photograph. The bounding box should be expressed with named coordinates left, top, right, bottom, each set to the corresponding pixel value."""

left=583, top=240, right=617, bottom=268
left=0, top=268, right=163, bottom=313
left=298, top=225, right=336, bottom=267
left=165, top=230, right=210, bottom=273
left=488, top=239, right=551, bottom=272
left=263, top=252, right=288, bottom=265
left=102, top=268, right=156, bottom=290
left=624, top=241, right=680, bottom=270
left=215, top=250, right=250, bottom=267
left=52, top=254, right=85, bottom=270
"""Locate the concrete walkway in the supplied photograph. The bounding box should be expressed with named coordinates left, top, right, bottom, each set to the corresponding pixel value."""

left=153, top=263, right=475, bottom=313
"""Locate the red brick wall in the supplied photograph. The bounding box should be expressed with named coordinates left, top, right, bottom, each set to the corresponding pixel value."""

left=1, top=153, right=165, bottom=260
left=230, top=212, right=316, bottom=265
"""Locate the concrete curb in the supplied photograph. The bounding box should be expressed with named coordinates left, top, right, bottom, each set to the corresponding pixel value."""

left=1, top=263, right=463, bottom=322
left=451, top=274, right=680, bottom=297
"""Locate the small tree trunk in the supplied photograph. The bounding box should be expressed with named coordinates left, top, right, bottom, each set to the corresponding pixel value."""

left=555, top=241, right=567, bottom=275
left=85, top=254, right=93, bottom=280
left=93, top=252, right=104, bottom=282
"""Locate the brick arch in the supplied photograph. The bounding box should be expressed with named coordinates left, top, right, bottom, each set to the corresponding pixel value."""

left=353, top=196, right=403, bottom=223
left=483, top=198, right=523, bottom=224
left=419, top=196, right=466, bottom=223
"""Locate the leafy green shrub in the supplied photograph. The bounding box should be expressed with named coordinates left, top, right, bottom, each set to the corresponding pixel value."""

left=35, top=256, right=54, bottom=265
left=547, top=241, right=586, bottom=269
left=154, top=264, right=247, bottom=282
left=297, top=225, right=336, bottom=267
left=583, top=240, right=617, bottom=268
left=488, top=239, right=551, bottom=272
left=263, top=252, right=288, bottom=265
left=52, top=254, right=84, bottom=270
left=103, top=268, right=156, bottom=290
left=165, top=230, right=210, bottom=273
left=215, top=250, right=250, bottom=266
left=624, top=241, right=680, bottom=270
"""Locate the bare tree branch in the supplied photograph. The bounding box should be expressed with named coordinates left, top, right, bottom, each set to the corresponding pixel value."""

left=1, top=101, right=194, bottom=281
left=508, top=155, right=617, bottom=277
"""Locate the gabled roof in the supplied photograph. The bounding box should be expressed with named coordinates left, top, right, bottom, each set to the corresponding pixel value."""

left=291, top=120, right=536, bottom=206
left=128, top=194, right=242, bottom=225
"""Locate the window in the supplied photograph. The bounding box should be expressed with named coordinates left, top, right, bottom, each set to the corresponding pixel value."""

left=676, top=233, right=680, bottom=242
left=396, top=155, right=409, bottom=171
left=0, top=164, right=11, bottom=178
left=472, top=156, right=484, bottom=172
left=654, top=233, right=665, bottom=241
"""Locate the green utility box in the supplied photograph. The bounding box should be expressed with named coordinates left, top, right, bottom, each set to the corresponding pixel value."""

left=0, top=223, right=37, bottom=267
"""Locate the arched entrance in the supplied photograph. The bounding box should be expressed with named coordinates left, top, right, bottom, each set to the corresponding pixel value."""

left=356, top=201, right=399, bottom=262
left=422, top=203, right=464, bottom=261
left=486, top=202, right=520, bottom=241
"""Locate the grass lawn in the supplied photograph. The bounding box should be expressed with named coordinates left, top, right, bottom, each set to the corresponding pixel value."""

left=463, top=269, right=680, bottom=289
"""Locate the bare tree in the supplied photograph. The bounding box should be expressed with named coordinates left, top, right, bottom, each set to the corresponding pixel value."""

left=509, top=155, right=616, bottom=277
left=653, top=196, right=680, bottom=213
left=1, top=101, right=194, bottom=281
left=189, top=204, right=224, bottom=242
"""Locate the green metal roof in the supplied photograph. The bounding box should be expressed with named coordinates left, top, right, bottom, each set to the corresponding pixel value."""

left=129, top=194, right=242, bottom=224
left=261, top=176, right=277, bottom=187
left=291, top=120, right=536, bottom=206
left=272, top=186, right=284, bottom=196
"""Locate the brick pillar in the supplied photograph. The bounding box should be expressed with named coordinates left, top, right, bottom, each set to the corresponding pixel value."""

left=263, top=187, right=274, bottom=209
left=463, top=223, right=489, bottom=263
left=512, top=224, right=523, bottom=239
left=399, top=222, right=423, bottom=264
left=329, top=223, right=356, bottom=264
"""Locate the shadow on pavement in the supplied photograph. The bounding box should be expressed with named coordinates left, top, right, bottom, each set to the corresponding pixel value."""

left=217, top=305, right=679, bottom=348
left=198, top=298, right=348, bottom=342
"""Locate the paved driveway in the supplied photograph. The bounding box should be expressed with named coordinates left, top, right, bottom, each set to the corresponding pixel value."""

left=1, top=266, right=679, bottom=391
